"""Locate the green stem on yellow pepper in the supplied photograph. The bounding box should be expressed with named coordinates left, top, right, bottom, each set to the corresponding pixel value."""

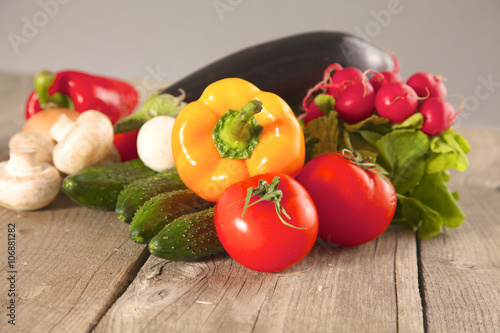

left=229, top=98, right=263, bottom=142
left=212, top=98, right=264, bottom=159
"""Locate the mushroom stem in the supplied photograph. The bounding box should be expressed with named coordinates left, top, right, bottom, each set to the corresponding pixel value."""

left=6, top=148, right=43, bottom=176
left=49, top=113, right=76, bottom=142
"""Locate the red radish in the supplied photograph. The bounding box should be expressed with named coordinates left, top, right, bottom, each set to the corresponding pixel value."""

left=301, top=62, right=376, bottom=124
left=329, top=67, right=364, bottom=86
left=334, top=77, right=375, bottom=123
left=418, top=97, right=461, bottom=136
left=322, top=63, right=343, bottom=81
left=375, top=82, right=419, bottom=123
left=324, top=65, right=365, bottom=98
left=369, top=70, right=402, bottom=92
left=322, top=63, right=364, bottom=86
left=302, top=63, right=364, bottom=124
left=301, top=64, right=342, bottom=124
left=303, top=98, right=327, bottom=124
left=301, top=81, right=329, bottom=124
left=407, top=72, right=447, bottom=99
left=369, top=51, right=402, bottom=92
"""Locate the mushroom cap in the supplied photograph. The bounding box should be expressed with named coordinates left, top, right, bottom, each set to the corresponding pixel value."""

left=51, top=110, right=114, bottom=174
left=137, top=115, right=176, bottom=172
left=9, top=131, right=55, bottom=164
left=0, top=149, right=61, bottom=211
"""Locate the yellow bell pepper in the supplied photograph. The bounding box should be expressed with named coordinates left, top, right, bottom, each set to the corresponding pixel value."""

left=171, top=78, right=305, bottom=202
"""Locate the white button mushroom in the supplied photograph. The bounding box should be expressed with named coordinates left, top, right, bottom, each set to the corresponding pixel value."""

left=0, top=148, right=61, bottom=211
left=49, top=110, right=114, bottom=174
left=136, top=115, right=176, bottom=172
left=8, top=131, right=55, bottom=164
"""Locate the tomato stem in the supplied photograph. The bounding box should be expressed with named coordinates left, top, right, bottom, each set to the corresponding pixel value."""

left=339, top=149, right=390, bottom=184
left=241, top=176, right=304, bottom=230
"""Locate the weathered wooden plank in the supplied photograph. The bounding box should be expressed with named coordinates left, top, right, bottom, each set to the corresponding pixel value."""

left=0, top=195, right=149, bottom=333
left=394, top=225, right=425, bottom=333
left=94, top=223, right=422, bottom=333
left=419, top=128, right=500, bottom=332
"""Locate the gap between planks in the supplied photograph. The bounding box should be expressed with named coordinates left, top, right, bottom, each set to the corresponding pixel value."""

left=93, top=223, right=424, bottom=333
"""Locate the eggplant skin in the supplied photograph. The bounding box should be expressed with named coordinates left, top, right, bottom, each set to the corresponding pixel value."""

left=160, top=31, right=394, bottom=113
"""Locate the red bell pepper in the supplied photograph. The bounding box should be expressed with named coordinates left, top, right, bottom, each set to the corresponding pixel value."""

left=113, top=129, right=140, bottom=161
left=25, top=69, right=140, bottom=161
left=25, top=70, right=139, bottom=124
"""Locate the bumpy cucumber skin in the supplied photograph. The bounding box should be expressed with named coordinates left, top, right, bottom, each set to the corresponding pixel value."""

left=61, top=159, right=157, bottom=210
left=129, top=189, right=213, bottom=244
left=148, top=207, right=225, bottom=261
left=115, top=168, right=187, bottom=223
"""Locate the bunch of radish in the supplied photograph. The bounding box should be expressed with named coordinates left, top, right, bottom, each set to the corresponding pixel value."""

left=302, top=53, right=462, bottom=136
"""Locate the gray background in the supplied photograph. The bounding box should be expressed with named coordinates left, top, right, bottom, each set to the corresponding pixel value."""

left=1, top=0, right=499, bottom=129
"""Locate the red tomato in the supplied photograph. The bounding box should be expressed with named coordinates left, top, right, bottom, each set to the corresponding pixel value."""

left=214, top=172, right=318, bottom=273
left=296, top=153, right=396, bottom=247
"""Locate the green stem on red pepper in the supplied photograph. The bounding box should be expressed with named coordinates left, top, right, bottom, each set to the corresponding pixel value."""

left=33, top=70, right=74, bottom=110
left=212, top=98, right=264, bottom=159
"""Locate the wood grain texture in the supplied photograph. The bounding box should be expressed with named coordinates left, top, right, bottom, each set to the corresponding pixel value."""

left=94, top=224, right=422, bottom=333
left=419, top=128, right=500, bottom=333
left=0, top=195, right=149, bottom=333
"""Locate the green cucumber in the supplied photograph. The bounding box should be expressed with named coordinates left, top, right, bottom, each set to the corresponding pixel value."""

left=129, top=189, right=213, bottom=244
left=61, top=159, right=157, bottom=210
left=115, top=168, right=187, bottom=223
left=148, top=207, right=225, bottom=261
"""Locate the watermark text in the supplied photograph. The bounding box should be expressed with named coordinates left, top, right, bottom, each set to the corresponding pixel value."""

left=6, top=223, right=17, bottom=326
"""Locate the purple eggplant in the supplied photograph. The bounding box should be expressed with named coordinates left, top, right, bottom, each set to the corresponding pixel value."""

left=160, top=31, right=394, bottom=112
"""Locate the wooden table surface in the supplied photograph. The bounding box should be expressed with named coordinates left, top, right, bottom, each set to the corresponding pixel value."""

left=0, top=72, right=499, bottom=333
